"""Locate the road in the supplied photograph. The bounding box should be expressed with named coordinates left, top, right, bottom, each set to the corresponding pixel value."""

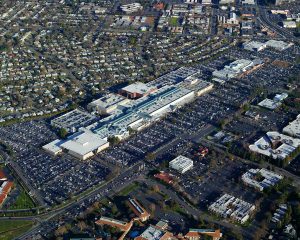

left=256, top=4, right=298, bottom=42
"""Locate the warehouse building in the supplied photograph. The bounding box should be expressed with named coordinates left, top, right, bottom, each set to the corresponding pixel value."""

left=169, top=155, right=193, bottom=174
left=242, top=168, right=283, bottom=191
left=208, top=194, right=255, bottom=224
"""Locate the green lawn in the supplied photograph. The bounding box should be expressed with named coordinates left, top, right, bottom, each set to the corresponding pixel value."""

left=169, top=17, right=178, bottom=26
left=0, top=220, right=34, bottom=240
left=118, top=182, right=139, bottom=196
left=8, top=191, right=35, bottom=210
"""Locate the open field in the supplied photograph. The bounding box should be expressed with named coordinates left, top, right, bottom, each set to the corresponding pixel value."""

left=0, top=220, right=34, bottom=240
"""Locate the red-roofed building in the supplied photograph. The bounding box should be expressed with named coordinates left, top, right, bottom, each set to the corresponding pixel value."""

left=185, top=229, right=222, bottom=240
left=0, top=181, right=13, bottom=206
left=0, top=170, right=7, bottom=181
left=95, top=216, right=133, bottom=232
left=128, top=198, right=150, bottom=222
left=154, top=172, right=174, bottom=184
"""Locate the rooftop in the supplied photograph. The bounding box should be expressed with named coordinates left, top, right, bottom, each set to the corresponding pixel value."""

left=121, top=82, right=154, bottom=95
left=60, top=131, right=108, bottom=156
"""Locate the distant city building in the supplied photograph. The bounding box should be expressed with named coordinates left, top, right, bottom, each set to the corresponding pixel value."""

left=275, top=0, right=296, bottom=5
left=219, top=0, right=235, bottom=4
left=283, top=114, right=300, bottom=138
left=209, top=194, right=255, bottom=224
left=242, top=168, right=283, bottom=191
left=249, top=131, right=300, bottom=160
left=283, top=21, right=297, bottom=28
left=169, top=155, right=193, bottom=174
left=265, top=40, right=294, bottom=51
left=241, top=0, right=255, bottom=4
left=243, top=41, right=267, bottom=52
left=120, top=3, right=143, bottom=13
left=258, top=93, right=288, bottom=110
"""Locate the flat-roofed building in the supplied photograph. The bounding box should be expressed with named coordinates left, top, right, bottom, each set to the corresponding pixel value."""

left=283, top=114, right=300, bottom=138
left=42, top=139, right=63, bottom=156
left=169, top=155, right=193, bottom=174
left=128, top=198, right=150, bottom=222
left=243, top=41, right=267, bottom=52
left=0, top=180, right=13, bottom=207
left=87, top=93, right=130, bottom=115
left=208, top=194, right=255, bottom=224
left=51, top=109, right=97, bottom=133
left=185, top=229, right=222, bottom=240
left=265, top=40, right=294, bottom=51
left=120, top=3, right=143, bottom=13
left=249, top=131, right=300, bottom=161
left=135, top=225, right=173, bottom=240
left=43, top=131, right=109, bottom=160
left=212, top=59, right=263, bottom=81
left=258, top=98, right=281, bottom=110
left=242, top=168, right=283, bottom=191
left=119, top=82, right=157, bottom=99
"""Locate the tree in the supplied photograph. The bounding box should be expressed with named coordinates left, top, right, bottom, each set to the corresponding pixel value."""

left=77, top=221, right=87, bottom=231
left=145, top=152, right=156, bottom=161
left=107, top=136, right=120, bottom=146
left=58, top=128, right=68, bottom=139
left=152, top=185, right=160, bottom=193
left=55, top=226, right=68, bottom=237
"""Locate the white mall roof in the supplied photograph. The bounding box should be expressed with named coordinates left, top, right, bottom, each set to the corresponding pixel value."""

left=121, top=82, right=153, bottom=95
left=89, top=93, right=128, bottom=109
left=60, top=131, right=108, bottom=156
left=42, top=139, right=64, bottom=154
